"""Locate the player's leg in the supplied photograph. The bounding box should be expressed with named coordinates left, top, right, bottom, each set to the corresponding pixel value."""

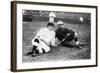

left=61, top=32, right=75, bottom=47
left=74, top=32, right=82, bottom=49
left=26, top=38, right=39, bottom=57
left=43, top=46, right=50, bottom=53
left=37, top=41, right=50, bottom=54
left=61, top=41, right=74, bottom=47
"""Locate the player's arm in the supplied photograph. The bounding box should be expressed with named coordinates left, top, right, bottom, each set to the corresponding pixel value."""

left=54, top=29, right=62, bottom=44
left=50, top=31, right=57, bottom=46
left=64, top=28, right=75, bottom=36
left=60, top=28, right=75, bottom=42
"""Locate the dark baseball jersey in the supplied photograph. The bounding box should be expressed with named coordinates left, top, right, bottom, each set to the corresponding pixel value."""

left=55, top=27, right=75, bottom=42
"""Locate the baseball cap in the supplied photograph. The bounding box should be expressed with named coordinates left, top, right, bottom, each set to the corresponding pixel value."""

left=57, top=21, right=64, bottom=25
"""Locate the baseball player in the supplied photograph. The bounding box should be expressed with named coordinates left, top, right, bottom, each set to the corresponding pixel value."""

left=49, top=12, right=56, bottom=23
left=55, top=21, right=82, bottom=49
left=26, top=22, right=57, bottom=57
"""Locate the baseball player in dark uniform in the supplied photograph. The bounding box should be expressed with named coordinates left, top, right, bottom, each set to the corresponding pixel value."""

left=55, top=21, right=82, bottom=49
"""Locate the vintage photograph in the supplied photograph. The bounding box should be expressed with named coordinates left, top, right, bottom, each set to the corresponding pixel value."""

left=11, top=1, right=97, bottom=71
left=22, top=10, right=91, bottom=62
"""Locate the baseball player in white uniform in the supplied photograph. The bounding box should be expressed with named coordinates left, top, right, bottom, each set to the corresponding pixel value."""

left=26, top=22, right=57, bottom=57
left=49, top=12, right=56, bottom=22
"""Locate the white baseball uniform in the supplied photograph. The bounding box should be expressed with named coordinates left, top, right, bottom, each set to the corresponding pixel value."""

left=32, top=28, right=56, bottom=53
left=49, top=12, right=56, bottom=22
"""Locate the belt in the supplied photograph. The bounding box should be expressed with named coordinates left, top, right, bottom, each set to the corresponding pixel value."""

left=40, top=39, right=49, bottom=46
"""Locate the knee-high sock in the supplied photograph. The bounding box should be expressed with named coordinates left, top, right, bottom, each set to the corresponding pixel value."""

left=26, top=45, right=37, bottom=55
left=31, top=45, right=37, bottom=53
left=31, top=38, right=39, bottom=54
left=74, top=37, right=78, bottom=42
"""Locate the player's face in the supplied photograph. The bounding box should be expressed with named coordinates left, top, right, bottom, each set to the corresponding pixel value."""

left=48, top=26, right=54, bottom=31
left=59, top=24, right=64, bottom=28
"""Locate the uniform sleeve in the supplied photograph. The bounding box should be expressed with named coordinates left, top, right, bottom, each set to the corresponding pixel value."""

left=55, top=28, right=59, bottom=38
left=55, top=30, right=57, bottom=38
left=64, top=28, right=74, bottom=33
left=50, top=31, right=56, bottom=46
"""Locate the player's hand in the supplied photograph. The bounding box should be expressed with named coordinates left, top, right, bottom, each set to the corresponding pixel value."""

left=67, top=33, right=71, bottom=36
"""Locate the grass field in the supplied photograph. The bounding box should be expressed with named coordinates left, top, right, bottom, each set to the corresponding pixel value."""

left=22, top=21, right=91, bottom=63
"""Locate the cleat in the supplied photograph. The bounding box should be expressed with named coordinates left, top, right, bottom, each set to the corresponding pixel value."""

left=26, top=51, right=37, bottom=57
left=31, top=53, right=37, bottom=57
left=31, top=51, right=37, bottom=57
left=26, top=52, right=32, bottom=56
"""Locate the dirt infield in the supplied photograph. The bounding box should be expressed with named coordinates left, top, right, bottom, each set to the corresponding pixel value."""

left=22, top=21, right=91, bottom=62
